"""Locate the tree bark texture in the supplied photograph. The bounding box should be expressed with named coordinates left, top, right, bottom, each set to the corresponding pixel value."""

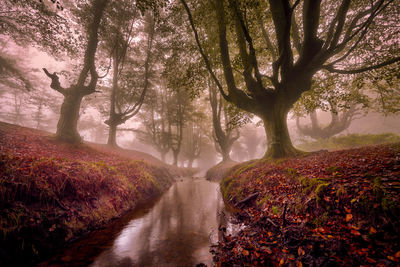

left=55, top=90, right=83, bottom=143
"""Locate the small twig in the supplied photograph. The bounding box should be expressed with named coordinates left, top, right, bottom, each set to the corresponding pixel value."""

left=282, top=202, right=288, bottom=227
left=236, top=192, right=259, bottom=206
left=266, top=218, right=278, bottom=228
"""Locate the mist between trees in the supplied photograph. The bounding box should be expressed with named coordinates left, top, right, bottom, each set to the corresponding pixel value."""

left=0, top=0, right=399, bottom=168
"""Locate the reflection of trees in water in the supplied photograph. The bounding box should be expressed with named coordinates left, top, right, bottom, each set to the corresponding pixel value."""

left=136, top=180, right=219, bottom=266
left=92, top=179, right=223, bottom=266
left=216, top=191, right=227, bottom=243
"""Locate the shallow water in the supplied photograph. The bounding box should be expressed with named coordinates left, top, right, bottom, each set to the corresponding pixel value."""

left=41, top=177, right=228, bottom=267
left=89, top=177, right=227, bottom=266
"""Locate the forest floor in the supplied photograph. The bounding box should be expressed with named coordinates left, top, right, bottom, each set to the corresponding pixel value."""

left=0, top=121, right=193, bottom=266
left=214, top=143, right=400, bottom=266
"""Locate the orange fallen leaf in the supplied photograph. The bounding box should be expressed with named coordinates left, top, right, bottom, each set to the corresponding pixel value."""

left=369, top=227, right=377, bottom=234
left=346, top=213, right=353, bottom=222
left=242, top=249, right=249, bottom=256
left=366, top=257, right=376, bottom=263
left=351, top=229, right=361, bottom=236
left=296, top=261, right=303, bottom=267
left=394, top=251, right=400, bottom=258
left=298, top=246, right=305, bottom=256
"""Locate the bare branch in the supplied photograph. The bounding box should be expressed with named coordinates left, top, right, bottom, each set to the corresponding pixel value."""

left=0, top=56, right=32, bottom=91
left=42, top=68, right=66, bottom=95
left=229, top=0, right=264, bottom=92
left=325, top=0, right=351, bottom=49
left=323, top=56, right=400, bottom=74
left=256, top=12, right=277, bottom=61
left=290, top=14, right=301, bottom=53
left=180, top=0, right=230, bottom=101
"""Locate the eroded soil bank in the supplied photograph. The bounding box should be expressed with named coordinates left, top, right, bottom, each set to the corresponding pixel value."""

left=0, top=122, right=191, bottom=266
left=213, top=144, right=400, bottom=265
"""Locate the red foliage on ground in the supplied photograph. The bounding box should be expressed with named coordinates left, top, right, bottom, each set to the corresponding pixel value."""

left=0, top=121, right=177, bottom=265
left=215, top=144, right=400, bottom=266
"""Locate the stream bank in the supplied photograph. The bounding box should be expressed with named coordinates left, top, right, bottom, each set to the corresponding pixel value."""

left=0, top=122, right=189, bottom=266
left=39, top=177, right=233, bottom=266
left=214, top=144, right=400, bottom=265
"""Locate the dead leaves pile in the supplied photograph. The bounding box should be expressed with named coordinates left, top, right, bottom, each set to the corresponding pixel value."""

left=214, top=144, right=400, bottom=266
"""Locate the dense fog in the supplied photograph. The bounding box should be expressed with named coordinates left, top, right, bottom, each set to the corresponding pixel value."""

left=1, top=0, right=399, bottom=170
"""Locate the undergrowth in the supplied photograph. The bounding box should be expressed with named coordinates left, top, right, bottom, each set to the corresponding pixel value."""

left=297, top=133, right=400, bottom=151
left=217, top=144, right=400, bottom=265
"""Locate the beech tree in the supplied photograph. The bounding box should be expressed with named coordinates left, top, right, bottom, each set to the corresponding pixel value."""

left=294, top=73, right=369, bottom=140
left=138, top=86, right=171, bottom=162
left=209, top=84, right=240, bottom=162
left=181, top=0, right=400, bottom=158
left=43, top=0, right=109, bottom=143
left=103, top=8, right=156, bottom=147
left=181, top=120, right=203, bottom=168
left=166, top=87, right=191, bottom=166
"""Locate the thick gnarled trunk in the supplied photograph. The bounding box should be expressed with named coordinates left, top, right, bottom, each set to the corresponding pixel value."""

left=43, top=0, right=108, bottom=144
left=56, top=90, right=83, bottom=143
left=261, top=102, right=301, bottom=158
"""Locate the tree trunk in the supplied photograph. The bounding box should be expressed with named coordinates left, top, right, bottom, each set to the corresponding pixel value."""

left=172, top=150, right=178, bottom=167
left=160, top=152, right=167, bottom=163
left=56, top=90, right=83, bottom=143
left=262, top=108, right=301, bottom=158
left=188, top=158, right=193, bottom=168
left=107, top=121, right=118, bottom=147
left=221, top=149, right=232, bottom=162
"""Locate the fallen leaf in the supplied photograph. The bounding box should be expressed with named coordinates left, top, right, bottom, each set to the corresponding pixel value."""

left=369, top=227, right=377, bottom=234
left=242, top=249, right=249, bottom=256
left=366, top=257, right=376, bottom=263
left=346, top=213, right=353, bottom=222
left=351, top=229, right=361, bottom=236
left=298, top=246, right=305, bottom=256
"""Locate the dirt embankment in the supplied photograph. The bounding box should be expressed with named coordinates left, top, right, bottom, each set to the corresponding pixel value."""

left=205, top=160, right=240, bottom=182
left=0, top=121, right=187, bottom=266
left=214, top=144, right=400, bottom=265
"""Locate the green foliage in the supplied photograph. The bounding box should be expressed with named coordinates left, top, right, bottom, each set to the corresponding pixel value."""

left=298, top=176, right=330, bottom=203
left=271, top=205, right=281, bottom=215
left=312, top=212, right=329, bottom=227
left=297, top=133, right=400, bottom=151
left=326, top=165, right=342, bottom=174
left=285, top=168, right=298, bottom=179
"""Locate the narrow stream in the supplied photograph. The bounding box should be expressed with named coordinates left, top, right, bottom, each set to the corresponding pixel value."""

left=43, top=177, right=230, bottom=266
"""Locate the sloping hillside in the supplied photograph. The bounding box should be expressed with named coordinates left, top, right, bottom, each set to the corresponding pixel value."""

left=0, top=121, right=181, bottom=265
left=214, top=144, right=400, bottom=265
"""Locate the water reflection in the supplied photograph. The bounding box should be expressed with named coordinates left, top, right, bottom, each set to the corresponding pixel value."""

left=91, top=178, right=225, bottom=267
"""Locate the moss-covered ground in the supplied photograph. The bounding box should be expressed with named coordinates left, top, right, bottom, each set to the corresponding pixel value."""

left=214, top=143, right=400, bottom=266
